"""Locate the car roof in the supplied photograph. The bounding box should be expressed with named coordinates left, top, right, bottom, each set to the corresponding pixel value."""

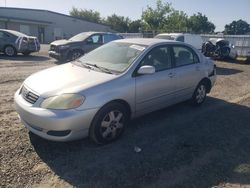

left=0, top=29, right=28, bottom=37
left=114, top=38, right=184, bottom=46
left=78, top=31, right=119, bottom=36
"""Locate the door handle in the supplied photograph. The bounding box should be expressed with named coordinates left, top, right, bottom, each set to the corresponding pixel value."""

left=168, top=72, right=175, bottom=78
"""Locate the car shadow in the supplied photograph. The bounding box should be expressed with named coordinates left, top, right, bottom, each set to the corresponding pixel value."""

left=30, top=97, right=250, bottom=188
left=215, top=58, right=250, bottom=65
left=216, top=66, right=243, bottom=75
left=0, top=54, right=51, bottom=62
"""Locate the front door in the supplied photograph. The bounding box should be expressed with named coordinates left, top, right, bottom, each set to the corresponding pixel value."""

left=84, top=34, right=103, bottom=53
left=135, top=45, right=177, bottom=115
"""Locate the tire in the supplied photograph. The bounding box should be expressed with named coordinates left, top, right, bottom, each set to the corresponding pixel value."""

left=4, top=45, right=17, bottom=57
left=220, top=47, right=230, bottom=59
left=22, top=52, right=31, bottom=56
left=68, top=50, right=83, bottom=61
left=191, top=82, right=208, bottom=106
left=89, top=102, right=129, bottom=144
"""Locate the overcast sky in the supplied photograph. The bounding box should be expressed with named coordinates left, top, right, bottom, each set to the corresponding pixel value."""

left=0, top=0, right=249, bottom=31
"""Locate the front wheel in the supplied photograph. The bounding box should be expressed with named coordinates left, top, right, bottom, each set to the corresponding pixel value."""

left=4, top=46, right=17, bottom=57
left=191, top=82, right=207, bottom=106
left=89, top=102, right=129, bottom=144
left=68, top=50, right=83, bottom=61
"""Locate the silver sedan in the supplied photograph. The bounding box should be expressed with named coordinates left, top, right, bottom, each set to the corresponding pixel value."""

left=14, top=38, right=216, bottom=144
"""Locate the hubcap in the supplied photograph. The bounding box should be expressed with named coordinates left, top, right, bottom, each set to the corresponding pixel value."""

left=100, top=110, right=124, bottom=140
left=196, top=85, right=206, bottom=103
left=5, top=47, right=14, bottom=56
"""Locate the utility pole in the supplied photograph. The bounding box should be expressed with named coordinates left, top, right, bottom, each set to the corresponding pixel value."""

left=5, top=0, right=6, bottom=7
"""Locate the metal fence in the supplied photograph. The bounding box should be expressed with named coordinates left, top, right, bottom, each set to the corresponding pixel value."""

left=119, top=33, right=250, bottom=57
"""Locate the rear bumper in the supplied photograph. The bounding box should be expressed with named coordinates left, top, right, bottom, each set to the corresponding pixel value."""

left=18, top=45, right=40, bottom=53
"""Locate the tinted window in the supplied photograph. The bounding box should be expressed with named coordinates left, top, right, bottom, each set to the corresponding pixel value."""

left=103, top=34, right=119, bottom=43
left=173, top=46, right=199, bottom=67
left=141, top=46, right=172, bottom=72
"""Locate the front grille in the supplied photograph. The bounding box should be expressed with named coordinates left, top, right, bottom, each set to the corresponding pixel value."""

left=20, top=86, right=39, bottom=104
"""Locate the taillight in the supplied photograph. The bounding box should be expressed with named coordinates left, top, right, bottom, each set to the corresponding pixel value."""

left=22, top=37, right=28, bottom=43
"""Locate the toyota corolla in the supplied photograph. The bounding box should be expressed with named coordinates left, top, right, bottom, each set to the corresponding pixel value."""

left=14, top=38, right=216, bottom=144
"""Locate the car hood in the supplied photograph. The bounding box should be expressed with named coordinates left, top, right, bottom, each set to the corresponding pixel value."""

left=50, top=39, right=72, bottom=46
left=24, top=63, right=116, bottom=97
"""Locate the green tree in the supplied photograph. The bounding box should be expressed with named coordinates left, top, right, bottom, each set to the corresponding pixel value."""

left=104, top=14, right=130, bottom=32
left=224, top=19, right=250, bottom=34
left=141, top=0, right=173, bottom=31
left=165, top=10, right=189, bottom=32
left=128, top=20, right=142, bottom=33
left=188, top=12, right=215, bottom=33
left=69, top=7, right=101, bottom=23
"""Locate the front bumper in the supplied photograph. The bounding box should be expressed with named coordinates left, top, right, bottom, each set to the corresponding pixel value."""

left=14, top=90, right=99, bottom=142
left=49, top=51, right=67, bottom=61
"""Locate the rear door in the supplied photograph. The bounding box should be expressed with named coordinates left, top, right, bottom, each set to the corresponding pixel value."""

left=135, top=45, right=177, bottom=115
left=170, top=45, right=203, bottom=99
left=0, top=31, right=8, bottom=51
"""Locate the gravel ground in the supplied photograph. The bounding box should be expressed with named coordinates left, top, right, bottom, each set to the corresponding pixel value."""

left=0, top=47, right=250, bottom=188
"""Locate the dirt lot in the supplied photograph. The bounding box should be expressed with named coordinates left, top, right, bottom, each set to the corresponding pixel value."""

left=1, top=46, right=250, bottom=188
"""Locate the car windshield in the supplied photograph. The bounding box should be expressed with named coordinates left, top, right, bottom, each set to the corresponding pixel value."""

left=69, top=33, right=90, bottom=41
left=6, top=30, right=28, bottom=37
left=77, top=41, right=147, bottom=73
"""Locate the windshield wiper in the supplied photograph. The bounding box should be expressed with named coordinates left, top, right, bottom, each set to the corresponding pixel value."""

left=75, top=60, right=92, bottom=69
left=85, top=63, right=114, bottom=74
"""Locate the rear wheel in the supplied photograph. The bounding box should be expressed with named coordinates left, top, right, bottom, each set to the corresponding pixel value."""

left=4, top=46, right=17, bottom=57
left=89, top=102, right=129, bottom=144
left=191, top=82, right=207, bottom=105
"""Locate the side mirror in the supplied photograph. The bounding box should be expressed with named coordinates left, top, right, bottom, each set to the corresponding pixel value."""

left=137, top=65, right=155, bottom=75
left=86, top=38, right=93, bottom=44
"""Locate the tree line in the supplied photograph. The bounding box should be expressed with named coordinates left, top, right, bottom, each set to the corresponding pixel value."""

left=70, top=0, right=250, bottom=35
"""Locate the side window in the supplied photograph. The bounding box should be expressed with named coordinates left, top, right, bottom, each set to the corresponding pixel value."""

left=103, top=34, right=119, bottom=43
left=173, top=46, right=199, bottom=67
left=0, top=31, right=9, bottom=39
left=0, top=31, right=4, bottom=39
left=87, top=34, right=103, bottom=44
left=141, top=46, right=172, bottom=72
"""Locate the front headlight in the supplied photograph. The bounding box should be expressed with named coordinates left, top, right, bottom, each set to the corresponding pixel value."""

left=59, top=45, right=70, bottom=50
left=41, top=94, right=85, bottom=110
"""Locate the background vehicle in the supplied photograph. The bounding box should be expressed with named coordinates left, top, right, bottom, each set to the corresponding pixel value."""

left=202, top=38, right=237, bottom=59
left=155, top=33, right=203, bottom=51
left=49, top=31, right=123, bottom=62
left=15, top=39, right=216, bottom=144
left=0, top=29, right=40, bottom=56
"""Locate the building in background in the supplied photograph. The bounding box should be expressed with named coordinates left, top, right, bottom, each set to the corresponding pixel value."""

left=0, top=7, right=113, bottom=43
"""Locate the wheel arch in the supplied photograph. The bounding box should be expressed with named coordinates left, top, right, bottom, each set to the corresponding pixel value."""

left=102, top=99, right=132, bottom=119
left=199, top=77, right=212, bottom=93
